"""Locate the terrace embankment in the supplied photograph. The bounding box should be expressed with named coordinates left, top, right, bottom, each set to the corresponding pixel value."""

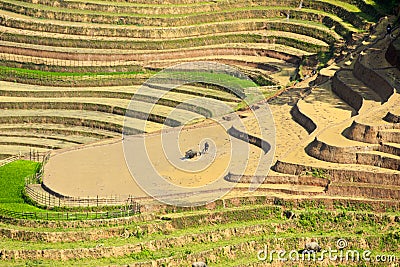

left=0, top=0, right=378, bottom=156
left=386, top=38, right=400, bottom=69
left=0, top=197, right=398, bottom=266
left=271, top=16, right=400, bottom=200
left=1, top=1, right=400, bottom=267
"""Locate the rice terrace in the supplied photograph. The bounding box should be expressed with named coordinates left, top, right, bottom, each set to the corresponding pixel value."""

left=0, top=0, right=400, bottom=265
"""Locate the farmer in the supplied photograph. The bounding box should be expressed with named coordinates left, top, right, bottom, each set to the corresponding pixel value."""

left=204, top=141, right=209, bottom=153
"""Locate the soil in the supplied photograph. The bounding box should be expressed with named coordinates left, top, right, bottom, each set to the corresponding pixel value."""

left=43, top=113, right=271, bottom=198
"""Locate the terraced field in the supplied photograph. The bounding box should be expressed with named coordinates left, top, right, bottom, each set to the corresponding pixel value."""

left=0, top=80, right=243, bottom=157
left=1, top=160, right=400, bottom=266
left=273, top=17, right=400, bottom=202
left=0, top=198, right=399, bottom=266
left=0, top=0, right=379, bottom=158
left=34, top=3, right=400, bottom=209
left=1, top=0, right=400, bottom=266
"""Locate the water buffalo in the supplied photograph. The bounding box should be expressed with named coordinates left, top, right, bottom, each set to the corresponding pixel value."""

left=185, top=149, right=200, bottom=159
left=305, top=241, right=321, bottom=252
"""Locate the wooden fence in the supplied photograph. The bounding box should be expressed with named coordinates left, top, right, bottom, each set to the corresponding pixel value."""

left=0, top=152, right=141, bottom=220
left=24, top=173, right=41, bottom=185
left=24, top=185, right=139, bottom=208
left=0, top=150, right=50, bottom=166
left=0, top=155, right=20, bottom=168
left=21, top=150, right=142, bottom=216
left=21, top=150, right=50, bottom=163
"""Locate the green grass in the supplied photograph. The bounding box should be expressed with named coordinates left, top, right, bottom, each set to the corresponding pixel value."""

left=0, top=160, right=40, bottom=203
left=0, top=199, right=397, bottom=265
left=318, top=0, right=362, bottom=13
left=157, top=71, right=257, bottom=89
left=0, top=160, right=140, bottom=219
left=0, top=160, right=43, bottom=212
left=0, top=65, right=152, bottom=77
left=0, top=222, right=397, bottom=266
left=0, top=205, right=396, bottom=251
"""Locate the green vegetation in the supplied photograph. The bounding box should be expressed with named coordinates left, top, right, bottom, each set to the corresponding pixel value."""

left=308, top=168, right=329, bottom=179
left=234, top=87, right=280, bottom=111
left=0, top=32, right=324, bottom=52
left=0, top=202, right=397, bottom=266
left=299, top=168, right=329, bottom=179
left=0, top=0, right=371, bottom=28
left=155, top=71, right=257, bottom=100
left=0, top=162, right=398, bottom=265
left=0, top=160, right=42, bottom=212
left=157, top=71, right=257, bottom=89
left=0, top=65, right=153, bottom=87
left=0, top=0, right=398, bottom=265
left=0, top=161, right=139, bottom=219
left=0, top=65, right=152, bottom=77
